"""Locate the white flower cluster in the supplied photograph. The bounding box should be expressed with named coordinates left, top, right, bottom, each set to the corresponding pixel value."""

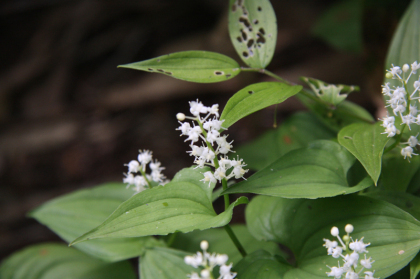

left=176, top=100, right=248, bottom=186
left=123, top=150, right=168, bottom=193
left=323, top=224, right=378, bottom=279
left=184, top=240, right=236, bottom=279
left=381, top=62, right=420, bottom=160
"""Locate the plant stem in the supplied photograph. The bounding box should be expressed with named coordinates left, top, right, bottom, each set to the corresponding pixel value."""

left=224, top=224, right=247, bottom=257
left=166, top=232, right=177, bottom=247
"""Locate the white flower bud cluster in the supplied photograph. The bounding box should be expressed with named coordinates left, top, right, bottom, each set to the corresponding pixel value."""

left=184, top=240, right=236, bottom=279
left=123, top=150, right=168, bottom=193
left=381, top=62, right=420, bottom=160
left=176, top=100, right=248, bottom=187
left=323, top=224, right=378, bottom=279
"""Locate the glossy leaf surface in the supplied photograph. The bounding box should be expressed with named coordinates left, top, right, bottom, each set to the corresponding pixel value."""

left=29, top=183, right=162, bottom=262
left=220, top=82, right=302, bottom=129
left=0, top=243, right=135, bottom=279
left=246, top=195, right=420, bottom=278
left=71, top=167, right=247, bottom=245
left=119, top=51, right=240, bottom=83
left=224, top=140, right=372, bottom=199
left=338, top=122, right=390, bottom=185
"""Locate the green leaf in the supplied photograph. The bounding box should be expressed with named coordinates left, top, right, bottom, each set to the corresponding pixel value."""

left=170, top=225, right=283, bottom=265
left=378, top=154, right=420, bottom=192
left=411, top=252, right=420, bottom=279
left=236, top=112, right=336, bottom=170
left=338, top=122, right=391, bottom=185
left=220, top=82, right=302, bottom=128
left=228, top=0, right=277, bottom=68
left=245, top=195, right=420, bottom=279
left=362, top=190, right=420, bottom=221
left=296, top=91, right=374, bottom=132
left=140, top=247, right=197, bottom=279
left=234, top=250, right=292, bottom=279
left=29, top=183, right=163, bottom=262
left=118, top=51, right=241, bottom=83
left=301, top=77, right=358, bottom=105
left=0, top=243, right=136, bottom=279
left=70, top=167, right=248, bottom=245
left=223, top=140, right=372, bottom=199
left=312, top=0, right=363, bottom=53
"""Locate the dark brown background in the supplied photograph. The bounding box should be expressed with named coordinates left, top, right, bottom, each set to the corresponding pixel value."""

left=0, top=0, right=409, bottom=262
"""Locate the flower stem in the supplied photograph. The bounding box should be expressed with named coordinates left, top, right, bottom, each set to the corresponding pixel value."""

left=224, top=224, right=247, bottom=257
left=166, top=232, right=178, bottom=247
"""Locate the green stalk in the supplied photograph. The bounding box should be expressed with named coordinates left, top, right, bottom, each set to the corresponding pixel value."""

left=224, top=225, right=247, bottom=257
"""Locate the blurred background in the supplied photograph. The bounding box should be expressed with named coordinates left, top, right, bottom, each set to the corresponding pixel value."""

left=0, top=0, right=411, bottom=261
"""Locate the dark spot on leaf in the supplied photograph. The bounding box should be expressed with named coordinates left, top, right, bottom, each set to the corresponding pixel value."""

left=257, top=6, right=262, bottom=11
left=242, top=51, right=248, bottom=58
left=248, top=90, right=253, bottom=94
left=257, top=34, right=266, bottom=44
left=248, top=26, right=252, bottom=32
left=163, top=202, right=168, bottom=206
left=157, top=59, right=161, bottom=62
left=406, top=201, right=413, bottom=208
left=237, top=36, right=242, bottom=43
left=214, top=71, right=224, bottom=75
left=247, top=39, right=254, bottom=48
left=148, top=68, right=154, bottom=71
left=157, top=69, right=164, bottom=72
left=239, top=17, right=251, bottom=28
left=344, top=136, right=352, bottom=140
left=259, top=28, right=265, bottom=35
left=226, top=74, right=232, bottom=78
left=253, top=19, right=259, bottom=24
left=241, top=29, right=247, bottom=41
left=283, top=135, right=292, bottom=145
left=308, top=205, right=312, bottom=209
left=231, top=4, right=237, bottom=12
left=39, top=249, right=49, bottom=256
left=237, top=0, right=243, bottom=6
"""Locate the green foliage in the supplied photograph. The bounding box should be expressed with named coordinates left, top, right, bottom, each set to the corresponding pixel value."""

left=220, top=82, right=302, bottom=128
left=119, top=51, right=241, bottom=83
left=338, top=122, right=390, bottom=185
left=29, top=183, right=164, bottom=262
left=234, top=250, right=292, bottom=279
left=224, top=140, right=372, bottom=198
left=139, top=247, right=197, bottom=279
left=246, top=195, right=420, bottom=278
left=236, top=112, right=336, bottom=170
left=70, top=167, right=248, bottom=245
left=228, top=0, right=277, bottom=68
left=0, top=243, right=136, bottom=279
left=170, top=225, right=283, bottom=265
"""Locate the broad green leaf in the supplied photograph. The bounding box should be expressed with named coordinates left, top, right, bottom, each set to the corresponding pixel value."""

left=301, top=77, right=358, bottom=105
left=140, top=247, right=197, bottom=279
left=223, top=140, right=372, bottom=199
left=362, top=190, right=420, bottom=221
left=234, top=250, right=292, bottom=279
left=411, top=253, right=420, bottom=279
left=70, top=167, right=248, bottom=245
left=245, top=195, right=420, bottom=279
left=296, top=91, right=374, bottom=132
left=228, top=0, right=277, bottom=68
left=118, top=51, right=240, bottom=83
left=312, top=0, right=363, bottom=53
left=338, top=122, right=390, bottom=185
left=378, top=154, right=420, bottom=192
left=385, top=0, right=420, bottom=95
left=29, top=183, right=163, bottom=262
left=0, top=243, right=136, bottom=279
left=236, top=112, right=336, bottom=170
left=220, top=82, right=302, bottom=128
left=170, top=225, right=283, bottom=265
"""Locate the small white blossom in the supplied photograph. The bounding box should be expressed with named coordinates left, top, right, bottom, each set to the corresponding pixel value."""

left=401, top=146, right=418, bottom=160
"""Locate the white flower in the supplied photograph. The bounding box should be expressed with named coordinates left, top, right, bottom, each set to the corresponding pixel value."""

left=407, top=135, right=419, bottom=147
left=364, top=271, right=378, bottom=279
left=327, top=265, right=345, bottom=278
left=177, top=122, right=191, bottom=136
left=412, top=61, right=420, bottom=73
left=401, top=146, right=418, bottom=159
left=349, top=238, right=370, bottom=253
left=345, top=271, right=359, bottom=279
left=382, top=124, right=397, bottom=137
left=190, top=100, right=208, bottom=116
left=360, top=255, right=374, bottom=269
left=201, top=171, right=217, bottom=187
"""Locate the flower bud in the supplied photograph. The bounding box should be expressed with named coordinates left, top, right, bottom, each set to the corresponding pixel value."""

left=200, top=240, right=209, bottom=250
left=176, top=113, right=186, bottom=121
left=331, top=226, right=339, bottom=237
left=345, top=224, right=354, bottom=233
left=403, top=64, right=410, bottom=72
left=385, top=72, right=393, bottom=79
